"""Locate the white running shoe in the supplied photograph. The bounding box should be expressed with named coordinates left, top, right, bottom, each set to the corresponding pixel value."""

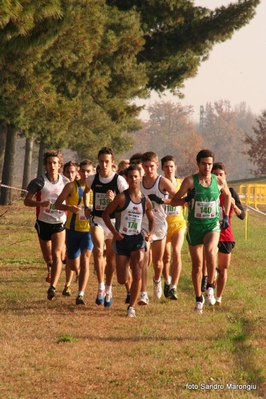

left=153, top=278, right=162, bottom=299
left=127, top=306, right=136, bottom=317
left=194, top=295, right=205, bottom=314
left=206, top=287, right=216, bottom=306
left=138, top=292, right=149, bottom=306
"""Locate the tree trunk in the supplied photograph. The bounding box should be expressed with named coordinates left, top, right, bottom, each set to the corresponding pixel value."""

left=0, top=121, right=7, bottom=179
left=0, top=125, right=18, bottom=205
left=22, top=136, right=34, bottom=196
left=37, top=140, right=45, bottom=176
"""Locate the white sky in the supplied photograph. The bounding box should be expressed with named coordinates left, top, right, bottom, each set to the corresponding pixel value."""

left=137, top=0, right=266, bottom=122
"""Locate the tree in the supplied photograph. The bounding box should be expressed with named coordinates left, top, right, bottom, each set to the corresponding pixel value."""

left=107, top=0, right=260, bottom=92
left=125, top=101, right=203, bottom=176
left=245, top=110, right=266, bottom=176
left=199, top=100, right=257, bottom=180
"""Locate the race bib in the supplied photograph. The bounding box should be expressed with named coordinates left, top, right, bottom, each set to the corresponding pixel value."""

left=194, top=201, right=216, bottom=219
left=165, top=204, right=180, bottom=216
left=45, top=198, right=64, bottom=215
left=95, top=193, right=111, bottom=211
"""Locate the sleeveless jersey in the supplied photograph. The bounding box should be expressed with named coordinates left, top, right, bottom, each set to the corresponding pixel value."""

left=219, top=189, right=234, bottom=242
left=91, top=172, right=119, bottom=218
left=65, top=180, right=90, bottom=232
left=141, top=175, right=167, bottom=229
left=115, top=189, right=146, bottom=235
left=164, top=178, right=185, bottom=223
left=36, top=174, right=67, bottom=224
left=188, top=174, right=220, bottom=225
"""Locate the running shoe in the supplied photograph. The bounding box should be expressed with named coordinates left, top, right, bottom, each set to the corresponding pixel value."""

left=206, top=287, right=216, bottom=306
left=47, top=286, right=56, bottom=300
left=95, top=289, right=106, bottom=305
left=169, top=287, right=178, bottom=300
left=127, top=306, right=136, bottom=317
left=138, top=292, right=149, bottom=306
left=76, top=295, right=85, bottom=305
left=201, top=276, right=208, bottom=292
left=153, top=278, right=162, bottom=299
left=125, top=292, right=131, bottom=304
left=62, top=285, right=71, bottom=296
left=164, top=282, right=171, bottom=298
left=46, top=273, right=51, bottom=284
left=104, top=292, right=113, bottom=308
left=194, top=295, right=205, bottom=314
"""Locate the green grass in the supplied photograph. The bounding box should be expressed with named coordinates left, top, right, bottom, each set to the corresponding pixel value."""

left=0, top=201, right=265, bottom=398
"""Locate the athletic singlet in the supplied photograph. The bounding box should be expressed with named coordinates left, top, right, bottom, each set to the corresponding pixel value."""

left=115, top=189, right=146, bottom=235
left=65, top=181, right=90, bottom=232
left=35, top=174, right=67, bottom=224
left=164, top=178, right=185, bottom=223
left=188, top=174, right=220, bottom=225
left=91, top=173, right=119, bottom=218
left=141, top=175, right=167, bottom=229
left=219, top=189, right=234, bottom=242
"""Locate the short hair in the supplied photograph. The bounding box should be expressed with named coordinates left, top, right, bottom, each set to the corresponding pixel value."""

left=63, top=160, right=77, bottom=173
left=130, top=152, right=143, bottom=165
left=196, top=149, right=215, bottom=163
left=118, top=159, right=130, bottom=173
left=124, top=164, right=142, bottom=176
left=212, top=162, right=227, bottom=174
left=79, top=159, right=94, bottom=168
left=161, top=155, right=176, bottom=168
left=141, top=151, right=158, bottom=163
left=97, top=147, right=114, bottom=160
left=43, top=150, right=63, bottom=167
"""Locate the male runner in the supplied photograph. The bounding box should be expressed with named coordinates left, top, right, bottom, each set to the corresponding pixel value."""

left=55, top=160, right=94, bottom=305
left=24, top=150, right=69, bottom=300
left=161, top=155, right=186, bottom=300
left=103, top=164, right=154, bottom=317
left=171, top=149, right=231, bottom=314
left=83, top=147, right=128, bottom=307
left=138, top=151, right=177, bottom=305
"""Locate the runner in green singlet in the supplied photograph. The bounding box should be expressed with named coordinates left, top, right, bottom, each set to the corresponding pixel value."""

left=171, top=149, right=231, bottom=314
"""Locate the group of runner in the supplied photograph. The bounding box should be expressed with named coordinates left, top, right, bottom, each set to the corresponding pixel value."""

left=24, top=147, right=245, bottom=316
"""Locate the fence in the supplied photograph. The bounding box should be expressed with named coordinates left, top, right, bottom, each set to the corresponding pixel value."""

left=238, top=183, right=266, bottom=208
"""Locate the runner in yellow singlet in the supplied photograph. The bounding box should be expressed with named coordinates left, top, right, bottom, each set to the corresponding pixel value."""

left=161, top=155, right=186, bottom=300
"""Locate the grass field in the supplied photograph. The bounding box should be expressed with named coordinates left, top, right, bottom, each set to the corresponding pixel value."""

left=0, top=201, right=265, bottom=399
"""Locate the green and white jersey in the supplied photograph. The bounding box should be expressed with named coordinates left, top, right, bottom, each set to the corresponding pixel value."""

left=188, top=174, right=220, bottom=225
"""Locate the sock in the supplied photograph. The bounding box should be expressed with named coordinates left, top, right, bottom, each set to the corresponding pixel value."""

left=196, top=295, right=203, bottom=303
left=170, top=285, right=176, bottom=290
left=207, top=283, right=214, bottom=289
left=66, top=282, right=70, bottom=287
left=105, top=285, right=112, bottom=294
left=99, top=282, right=105, bottom=290
left=153, top=277, right=161, bottom=284
left=78, top=291, right=84, bottom=296
left=165, top=277, right=171, bottom=285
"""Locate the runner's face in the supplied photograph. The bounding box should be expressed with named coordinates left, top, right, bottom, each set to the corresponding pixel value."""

left=98, top=154, right=113, bottom=177
left=162, top=161, right=177, bottom=179
left=45, top=157, right=61, bottom=177
left=127, top=170, right=142, bottom=187
left=79, top=165, right=94, bottom=184
left=142, top=160, right=158, bottom=178
left=212, top=168, right=226, bottom=182
left=198, top=157, right=213, bottom=176
left=64, top=166, right=77, bottom=182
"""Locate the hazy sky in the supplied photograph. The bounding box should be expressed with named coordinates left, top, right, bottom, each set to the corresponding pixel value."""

left=138, top=0, right=266, bottom=122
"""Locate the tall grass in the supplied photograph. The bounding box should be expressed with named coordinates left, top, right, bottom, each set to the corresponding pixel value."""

left=0, top=201, right=265, bottom=398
